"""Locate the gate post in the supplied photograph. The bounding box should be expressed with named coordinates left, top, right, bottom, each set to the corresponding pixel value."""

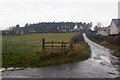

left=52, top=41, right=53, bottom=49
left=70, top=40, right=73, bottom=48
left=61, top=41, right=64, bottom=51
left=42, top=38, right=45, bottom=50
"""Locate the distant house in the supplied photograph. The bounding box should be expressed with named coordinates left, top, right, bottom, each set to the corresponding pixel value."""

left=69, top=29, right=74, bottom=32
left=29, top=30, right=37, bottom=33
left=59, top=29, right=66, bottom=32
left=97, top=27, right=110, bottom=36
left=71, top=24, right=80, bottom=32
left=69, top=28, right=80, bottom=32
left=20, top=30, right=24, bottom=35
left=110, top=19, right=120, bottom=35
left=73, top=28, right=81, bottom=32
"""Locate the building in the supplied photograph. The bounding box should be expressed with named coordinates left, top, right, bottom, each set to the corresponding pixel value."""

left=97, top=27, right=110, bottom=36
left=110, top=19, right=120, bottom=35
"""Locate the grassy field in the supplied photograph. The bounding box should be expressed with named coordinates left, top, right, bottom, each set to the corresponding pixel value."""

left=3, top=32, right=79, bottom=41
left=2, top=32, right=90, bottom=68
left=2, top=32, right=79, bottom=53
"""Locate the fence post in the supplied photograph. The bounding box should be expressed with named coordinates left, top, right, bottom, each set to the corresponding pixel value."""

left=42, top=38, right=45, bottom=50
left=62, top=41, right=63, bottom=50
left=5, top=40, right=7, bottom=53
left=23, top=40, right=25, bottom=52
left=70, top=40, right=73, bottom=48
left=64, top=43, right=66, bottom=50
left=52, top=41, right=53, bottom=49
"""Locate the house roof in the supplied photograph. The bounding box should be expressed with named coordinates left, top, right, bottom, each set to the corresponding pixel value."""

left=112, top=19, right=120, bottom=27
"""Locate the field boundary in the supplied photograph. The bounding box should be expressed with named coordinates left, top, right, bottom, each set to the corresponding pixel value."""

left=42, top=38, right=73, bottom=50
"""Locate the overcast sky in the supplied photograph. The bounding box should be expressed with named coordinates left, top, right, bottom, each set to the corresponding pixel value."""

left=0, top=0, right=119, bottom=30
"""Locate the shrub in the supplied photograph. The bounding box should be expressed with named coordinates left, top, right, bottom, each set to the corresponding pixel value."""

left=100, top=41, right=109, bottom=47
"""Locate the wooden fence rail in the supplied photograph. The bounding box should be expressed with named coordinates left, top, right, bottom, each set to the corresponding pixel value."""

left=42, top=38, right=73, bottom=50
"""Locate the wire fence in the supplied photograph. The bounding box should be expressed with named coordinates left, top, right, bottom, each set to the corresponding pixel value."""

left=2, top=40, right=41, bottom=55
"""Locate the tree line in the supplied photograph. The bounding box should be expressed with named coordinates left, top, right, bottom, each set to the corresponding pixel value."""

left=2, top=22, right=92, bottom=35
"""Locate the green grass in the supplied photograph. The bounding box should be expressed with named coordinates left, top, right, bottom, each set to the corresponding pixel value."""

left=2, top=32, right=79, bottom=55
left=3, top=42, right=90, bottom=68
left=95, top=40, right=120, bottom=53
left=107, top=44, right=120, bottom=52
left=2, top=32, right=91, bottom=68
left=95, top=40, right=120, bottom=58
left=31, top=42, right=90, bottom=68
left=3, top=32, right=79, bottom=42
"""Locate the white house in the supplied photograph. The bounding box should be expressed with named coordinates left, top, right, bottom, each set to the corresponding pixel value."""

left=97, top=27, right=110, bottom=36
left=110, top=19, right=120, bottom=35
left=69, top=24, right=81, bottom=32
left=73, top=24, right=80, bottom=32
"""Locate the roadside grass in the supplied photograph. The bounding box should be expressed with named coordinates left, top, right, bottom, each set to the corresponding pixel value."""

left=92, top=40, right=120, bottom=58
left=107, top=44, right=120, bottom=52
left=99, top=41, right=120, bottom=58
left=3, top=42, right=90, bottom=68
left=95, top=40, right=120, bottom=53
left=2, top=32, right=91, bottom=68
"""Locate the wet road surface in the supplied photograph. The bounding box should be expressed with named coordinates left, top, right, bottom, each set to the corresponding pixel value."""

left=1, top=33, right=119, bottom=78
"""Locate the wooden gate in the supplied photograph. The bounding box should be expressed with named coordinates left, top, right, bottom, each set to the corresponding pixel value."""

left=41, top=38, right=73, bottom=50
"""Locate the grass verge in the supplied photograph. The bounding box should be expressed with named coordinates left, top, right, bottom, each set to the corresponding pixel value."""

left=91, top=40, right=120, bottom=58
left=2, top=33, right=91, bottom=68
left=2, top=42, right=90, bottom=68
